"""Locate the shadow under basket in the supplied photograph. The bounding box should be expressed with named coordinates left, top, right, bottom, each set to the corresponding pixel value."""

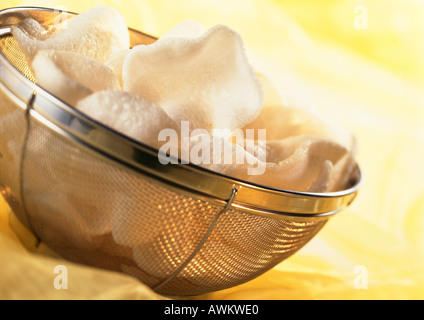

left=0, top=7, right=362, bottom=296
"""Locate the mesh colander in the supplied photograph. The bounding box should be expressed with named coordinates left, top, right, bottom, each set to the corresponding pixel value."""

left=0, top=7, right=362, bottom=297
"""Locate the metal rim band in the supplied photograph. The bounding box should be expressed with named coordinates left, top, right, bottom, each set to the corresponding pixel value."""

left=0, top=7, right=363, bottom=220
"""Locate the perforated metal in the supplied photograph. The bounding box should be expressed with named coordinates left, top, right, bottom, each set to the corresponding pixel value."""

left=0, top=83, right=28, bottom=226
left=0, top=34, right=35, bottom=82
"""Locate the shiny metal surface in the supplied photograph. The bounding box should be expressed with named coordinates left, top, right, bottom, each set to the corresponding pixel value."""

left=0, top=7, right=362, bottom=296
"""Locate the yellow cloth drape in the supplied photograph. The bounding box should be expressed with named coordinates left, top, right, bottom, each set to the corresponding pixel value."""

left=1, top=0, right=423, bottom=300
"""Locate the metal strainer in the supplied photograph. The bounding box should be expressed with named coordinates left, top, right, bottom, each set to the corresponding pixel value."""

left=0, top=7, right=362, bottom=297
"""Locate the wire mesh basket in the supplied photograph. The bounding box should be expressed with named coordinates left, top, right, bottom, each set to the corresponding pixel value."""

left=0, top=7, right=362, bottom=296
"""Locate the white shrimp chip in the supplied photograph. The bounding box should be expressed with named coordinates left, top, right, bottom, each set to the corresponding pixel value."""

left=12, top=5, right=130, bottom=63
left=105, top=49, right=131, bottom=89
left=244, top=73, right=356, bottom=153
left=244, top=104, right=356, bottom=153
left=229, top=135, right=349, bottom=192
left=265, top=135, right=348, bottom=191
left=328, top=152, right=358, bottom=192
left=307, top=160, right=334, bottom=193
left=75, top=90, right=179, bottom=149
left=32, top=50, right=121, bottom=106
left=14, top=18, right=51, bottom=40
left=179, top=132, right=263, bottom=176
left=123, top=25, right=264, bottom=133
left=159, top=20, right=205, bottom=40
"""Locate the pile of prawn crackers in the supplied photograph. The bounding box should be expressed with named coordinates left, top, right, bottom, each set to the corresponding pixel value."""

left=12, top=5, right=357, bottom=193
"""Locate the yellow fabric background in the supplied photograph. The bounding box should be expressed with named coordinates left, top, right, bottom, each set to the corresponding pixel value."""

left=1, top=0, right=423, bottom=300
